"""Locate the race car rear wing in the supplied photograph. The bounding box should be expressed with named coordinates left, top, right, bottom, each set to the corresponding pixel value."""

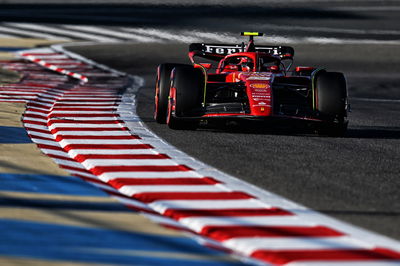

left=189, top=43, right=295, bottom=61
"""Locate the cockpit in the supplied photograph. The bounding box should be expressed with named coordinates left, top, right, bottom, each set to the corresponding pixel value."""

left=220, top=55, right=255, bottom=73
left=217, top=52, right=281, bottom=74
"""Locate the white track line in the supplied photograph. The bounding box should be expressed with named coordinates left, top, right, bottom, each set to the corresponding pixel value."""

left=122, top=27, right=203, bottom=43
left=6, top=23, right=120, bottom=42
left=0, top=25, right=71, bottom=40
left=64, top=25, right=161, bottom=42
left=182, top=30, right=241, bottom=43
left=0, top=32, right=17, bottom=38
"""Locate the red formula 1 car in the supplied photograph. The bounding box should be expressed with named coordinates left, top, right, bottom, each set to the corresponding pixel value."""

left=154, top=32, right=348, bottom=136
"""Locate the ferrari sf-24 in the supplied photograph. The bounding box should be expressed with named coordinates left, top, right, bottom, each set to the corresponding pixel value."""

left=154, top=32, right=349, bottom=136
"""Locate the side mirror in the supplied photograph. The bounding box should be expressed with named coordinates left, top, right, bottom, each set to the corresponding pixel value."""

left=281, top=54, right=294, bottom=71
left=295, top=66, right=316, bottom=76
left=222, top=65, right=239, bottom=72
left=281, top=53, right=293, bottom=60
left=199, top=63, right=212, bottom=70
left=269, top=65, right=279, bottom=71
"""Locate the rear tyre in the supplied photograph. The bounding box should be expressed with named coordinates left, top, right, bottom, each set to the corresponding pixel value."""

left=167, top=66, right=204, bottom=130
left=154, top=63, right=188, bottom=124
left=315, top=72, right=348, bottom=136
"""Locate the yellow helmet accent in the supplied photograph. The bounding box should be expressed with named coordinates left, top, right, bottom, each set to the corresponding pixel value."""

left=241, top=32, right=264, bottom=36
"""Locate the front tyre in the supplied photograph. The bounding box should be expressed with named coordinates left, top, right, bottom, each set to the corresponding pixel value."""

left=167, top=66, right=204, bottom=130
left=154, top=63, right=188, bottom=124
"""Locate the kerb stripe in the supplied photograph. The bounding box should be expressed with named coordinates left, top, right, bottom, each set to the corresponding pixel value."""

left=251, top=247, right=400, bottom=264
left=163, top=207, right=293, bottom=219
left=200, top=225, right=345, bottom=241
left=91, top=165, right=193, bottom=175
left=109, top=177, right=221, bottom=188
left=50, top=127, right=130, bottom=133
left=64, top=144, right=153, bottom=151
left=134, top=191, right=254, bottom=203
left=75, top=153, right=169, bottom=162
left=56, top=135, right=140, bottom=140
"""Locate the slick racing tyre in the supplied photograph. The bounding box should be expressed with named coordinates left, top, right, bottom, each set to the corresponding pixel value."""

left=154, top=63, right=188, bottom=124
left=167, top=66, right=204, bottom=130
left=315, top=72, right=348, bottom=136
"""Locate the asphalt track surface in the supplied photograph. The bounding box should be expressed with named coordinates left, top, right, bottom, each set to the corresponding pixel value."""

left=68, top=39, right=400, bottom=242
left=3, top=0, right=399, bottom=241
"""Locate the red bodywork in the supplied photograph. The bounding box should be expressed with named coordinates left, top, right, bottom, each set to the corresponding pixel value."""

left=185, top=47, right=306, bottom=120
left=165, top=40, right=332, bottom=123
left=158, top=37, right=348, bottom=134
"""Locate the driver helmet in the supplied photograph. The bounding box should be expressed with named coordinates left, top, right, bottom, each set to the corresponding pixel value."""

left=239, top=57, right=253, bottom=71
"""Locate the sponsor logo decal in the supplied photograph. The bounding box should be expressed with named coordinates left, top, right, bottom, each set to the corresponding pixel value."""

left=247, top=76, right=271, bottom=80
left=252, top=93, right=270, bottom=97
left=247, top=73, right=272, bottom=81
left=252, top=103, right=271, bottom=107
left=205, top=45, right=241, bottom=55
left=203, top=44, right=281, bottom=56
left=250, top=83, right=268, bottom=89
